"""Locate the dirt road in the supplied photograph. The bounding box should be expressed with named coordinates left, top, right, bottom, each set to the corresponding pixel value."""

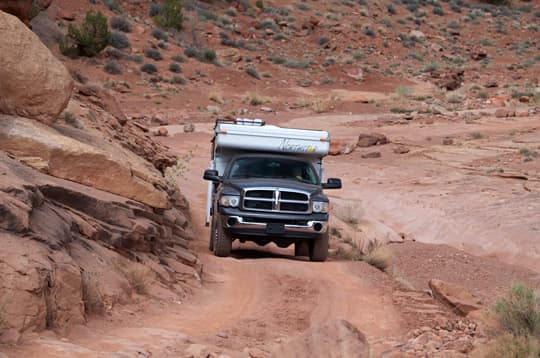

left=5, top=112, right=540, bottom=357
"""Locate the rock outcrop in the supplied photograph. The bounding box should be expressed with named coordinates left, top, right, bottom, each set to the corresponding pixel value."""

left=0, top=153, right=199, bottom=335
left=0, top=10, right=73, bottom=124
left=271, top=320, right=369, bottom=358
left=0, top=114, right=169, bottom=209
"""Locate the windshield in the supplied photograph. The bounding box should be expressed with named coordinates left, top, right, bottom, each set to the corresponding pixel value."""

left=227, top=157, right=319, bottom=185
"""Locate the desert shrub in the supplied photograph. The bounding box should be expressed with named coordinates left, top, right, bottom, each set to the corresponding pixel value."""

left=171, top=75, right=186, bottom=84
left=149, top=3, right=161, bottom=17
left=297, top=3, right=310, bottom=11
left=158, top=41, right=168, bottom=49
left=387, top=4, right=396, bottom=14
left=482, top=0, right=512, bottom=5
left=110, top=16, right=131, bottom=32
left=245, top=66, right=260, bottom=79
left=433, top=6, right=444, bottom=15
left=268, top=55, right=286, bottom=64
left=422, top=62, right=439, bottom=73
left=130, top=55, right=144, bottom=63
left=110, top=30, right=130, bottom=49
left=140, top=63, right=158, bottom=74
left=319, top=36, right=329, bottom=46
left=258, top=18, right=277, bottom=30
left=154, top=0, right=183, bottom=30
left=60, top=10, right=110, bottom=57
left=243, top=92, right=265, bottom=106
left=145, top=48, right=163, bottom=61
left=284, top=58, right=311, bottom=69
left=172, top=54, right=186, bottom=62
left=364, top=26, right=375, bottom=37
left=151, top=28, right=168, bottom=41
left=256, top=0, right=264, bottom=9
left=104, top=60, right=122, bottom=74
left=168, top=62, right=182, bottom=73
left=493, top=284, right=540, bottom=337
left=105, top=47, right=125, bottom=59
left=183, top=47, right=218, bottom=64
left=396, top=85, right=413, bottom=97
left=225, top=7, right=237, bottom=16
left=102, top=0, right=120, bottom=12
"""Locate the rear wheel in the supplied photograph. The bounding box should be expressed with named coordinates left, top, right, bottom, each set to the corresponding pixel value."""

left=294, top=241, right=309, bottom=257
left=309, top=232, right=329, bottom=262
left=213, top=218, right=232, bottom=257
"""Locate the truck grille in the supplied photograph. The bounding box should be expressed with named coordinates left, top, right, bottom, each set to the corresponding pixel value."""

left=243, top=188, right=310, bottom=213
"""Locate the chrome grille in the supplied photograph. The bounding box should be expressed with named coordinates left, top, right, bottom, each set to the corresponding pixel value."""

left=243, top=188, right=310, bottom=213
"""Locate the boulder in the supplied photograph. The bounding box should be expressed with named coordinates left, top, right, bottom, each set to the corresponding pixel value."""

left=0, top=0, right=51, bottom=23
left=0, top=115, right=169, bottom=209
left=428, top=279, right=482, bottom=316
left=357, top=133, right=389, bottom=147
left=270, top=320, right=369, bottom=358
left=495, top=108, right=515, bottom=118
left=329, top=139, right=355, bottom=155
left=0, top=11, right=73, bottom=124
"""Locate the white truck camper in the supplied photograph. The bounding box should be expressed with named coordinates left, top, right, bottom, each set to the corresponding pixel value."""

left=203, top=118, right=341, bottom=261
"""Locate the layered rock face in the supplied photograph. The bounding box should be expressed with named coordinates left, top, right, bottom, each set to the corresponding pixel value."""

left=0, top=9, right=199, bottom=341
left=0, top=10, right=73, bottom=123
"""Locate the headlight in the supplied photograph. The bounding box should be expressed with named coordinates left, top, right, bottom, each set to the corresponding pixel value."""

left=220, top=195, right=240, bottom=207
left=312, top=201, right=329, bottom=213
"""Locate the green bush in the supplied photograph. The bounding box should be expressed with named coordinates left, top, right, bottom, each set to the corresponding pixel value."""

left=493, top=284, right=540, bottom=337
left=60, top=10, right=110, bottom=57
left=141, top=63, right=158, bottom=74
left=154, top=0, right=183, bottom=30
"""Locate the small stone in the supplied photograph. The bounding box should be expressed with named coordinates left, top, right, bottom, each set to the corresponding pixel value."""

left=519, top=96, right=530, bottom=103
left=207, top=105, right=221, bottom=113
left=393, top=146, right=410, bottom=154
left=155, top=127, right=168, bottom=137
left=442, top=137, right=454, bottom=145
left=361, top=151, right=381, bottom=159
left=260, top=106, right=273, bottom=112
left=495, top=108, right=515, bottom=118
left=217, top=332, right=229, bottom=339
left=183, top=123, right=195, bottom=133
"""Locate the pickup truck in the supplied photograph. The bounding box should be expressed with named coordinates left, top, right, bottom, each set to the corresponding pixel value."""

left=203, top=119, right=341, bottom=261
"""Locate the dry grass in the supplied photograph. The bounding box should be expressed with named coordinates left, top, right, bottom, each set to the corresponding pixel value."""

left=362, top=242, right=393, bottom=272
left=81, top=271, right=105, bottom=314
left=243, top=92, right=268, bottom=106
left=311, top=95, right=338, bottom=113
left=472, top=284, right=540, bottom=357
left=473, top=334, right=540, bottom=358
left=333, top=199, right=364, bottom=226
left=126, top=266, right=155, bottom=295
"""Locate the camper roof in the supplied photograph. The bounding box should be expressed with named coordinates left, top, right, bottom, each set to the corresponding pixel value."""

left=214, top=118, right=330, bottom=157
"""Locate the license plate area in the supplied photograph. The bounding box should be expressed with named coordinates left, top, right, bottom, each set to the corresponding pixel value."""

left=266, top=222, right=285, bottom=234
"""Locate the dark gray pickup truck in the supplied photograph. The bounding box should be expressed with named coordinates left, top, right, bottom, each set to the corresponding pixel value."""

left=203, top=120, right=341, bottom=261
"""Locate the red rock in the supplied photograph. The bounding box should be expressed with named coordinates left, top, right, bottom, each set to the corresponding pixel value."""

left=519, top=96, right=530, bottom=103
left=361, top=151, right=381, bottom=159
left=495, top=108, right=515, bottom=118
left=442, top=137, right=454, bottom=145
left=393, top=146, right=410, bottom=154
left=329, top=139, right=354, bottom=155
left=429, top=279, right=482, bottom=316
left=357, top=133, right=388, bottom=147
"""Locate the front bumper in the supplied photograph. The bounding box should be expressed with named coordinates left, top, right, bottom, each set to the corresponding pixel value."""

left=219, top=207, right=328, bottom=239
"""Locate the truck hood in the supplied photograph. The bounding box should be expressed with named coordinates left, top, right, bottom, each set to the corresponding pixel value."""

left=223, top=178, right=323, bottom=196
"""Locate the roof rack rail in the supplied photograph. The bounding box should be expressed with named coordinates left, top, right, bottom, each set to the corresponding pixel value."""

left=215, top=118, right=265, bottom=127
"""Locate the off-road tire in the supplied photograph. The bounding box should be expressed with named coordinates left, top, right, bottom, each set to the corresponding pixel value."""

left=208, top=215, right=215, bottom=251
left=213, top=218, right=232, bottom=257
left=309, top=232, right=329, bottom=262
left=294, top=241, right=309, bottom=257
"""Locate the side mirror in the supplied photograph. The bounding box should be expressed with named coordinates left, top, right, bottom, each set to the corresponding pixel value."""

left=203, top=169, right=222, bottom=182
left=322, top=178, right=342, bottom=189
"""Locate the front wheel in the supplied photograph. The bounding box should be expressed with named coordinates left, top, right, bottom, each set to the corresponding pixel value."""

left=309, top=232, right=329, bottom=262
left=295, top=241, right=309, bottom=257
left=212, top=218, right=232, bottom=257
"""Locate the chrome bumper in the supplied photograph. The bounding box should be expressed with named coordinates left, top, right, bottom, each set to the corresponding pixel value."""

left=224, top=216, right=328, bottom=234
